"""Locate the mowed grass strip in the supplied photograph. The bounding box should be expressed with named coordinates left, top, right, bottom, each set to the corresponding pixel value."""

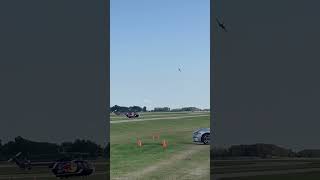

left=0, top=173, right=108, bottom=180
left=111, top=115, right=209, bottom=142
left=212, top=161, right=320, bottom=174
left=110, top=111, right=209, bottom=116
left=0, top=166, right=49, bottom=175
left=0, top=161, right=108, bottom=178
left=143, top=145, right=210, bottom=180
left=220, top=172, right=320, bottom=180
left=110, top=116, right=209, bottom=177
left=110, top=112, right=210, bottom=121
left=0, top=166, right=108, bottom=180
left=109, top=112, right=204, bottom=118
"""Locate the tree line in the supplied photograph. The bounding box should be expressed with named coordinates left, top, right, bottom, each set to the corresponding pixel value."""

left=212, top=143, right=320, bottom=159
left=110, top=105, right=209, bottom=113
left=0, top=136, right=109, bottom=161
left=110, top=105, right=147, bottom=113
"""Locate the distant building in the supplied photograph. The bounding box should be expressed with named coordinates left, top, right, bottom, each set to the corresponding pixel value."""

left=170, top=108, right=183, bottom=112
left=181, top=107, right=201, bottom=111
left=153, top=107, right=170, bottom=112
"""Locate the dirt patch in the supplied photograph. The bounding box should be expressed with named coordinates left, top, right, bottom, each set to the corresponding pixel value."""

left=113, top=145, right=208, bottom=180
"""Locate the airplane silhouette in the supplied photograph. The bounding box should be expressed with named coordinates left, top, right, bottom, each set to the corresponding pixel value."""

left=216, top=17, right=228, bottom=32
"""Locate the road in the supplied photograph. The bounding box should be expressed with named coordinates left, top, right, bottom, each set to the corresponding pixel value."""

left=110, top=114, right=210, bottom=124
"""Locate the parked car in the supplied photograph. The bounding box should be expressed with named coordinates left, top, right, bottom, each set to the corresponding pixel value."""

left=193, top=128, right=210, bottom=144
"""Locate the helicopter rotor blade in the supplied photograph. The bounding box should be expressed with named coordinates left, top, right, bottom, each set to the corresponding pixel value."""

left=15, top=152, right=22, bottom=157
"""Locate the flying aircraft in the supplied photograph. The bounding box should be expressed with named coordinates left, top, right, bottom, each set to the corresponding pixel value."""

left=178, top=68, right=181, bottom=72
left=8, top=152, right=94, bottom=178
left=216, top=17, right=228, bottom=32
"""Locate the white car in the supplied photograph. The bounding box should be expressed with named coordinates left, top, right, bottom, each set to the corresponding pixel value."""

left=193, top=128, right=210, bottom=144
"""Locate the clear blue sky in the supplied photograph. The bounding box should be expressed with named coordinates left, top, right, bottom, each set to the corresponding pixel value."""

left=110, top=0, right=210, bottom=110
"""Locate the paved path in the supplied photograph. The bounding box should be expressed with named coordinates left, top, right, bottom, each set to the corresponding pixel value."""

left=110, top=115, right=210, bottom=124
left=111, top=112, right=209, bottom=119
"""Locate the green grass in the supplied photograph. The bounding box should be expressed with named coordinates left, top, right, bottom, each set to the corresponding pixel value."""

left=0, top=174, right=108, bottom=180
left=0, top=162, right=108, bottom=179
left=110, top=114, right=210, bottom=178
left=144, top=145, right=210, bottom=180
left=213, top=159, right=320, bottom=180
left=211, top=160, right=320, bottom=174
left=221, top=172, right=320, bottom=180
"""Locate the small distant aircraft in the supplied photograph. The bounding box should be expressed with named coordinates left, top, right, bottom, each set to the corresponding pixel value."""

left=216, top=17, right=228, bottom=32
left=178, top=68, right=181, bottom=72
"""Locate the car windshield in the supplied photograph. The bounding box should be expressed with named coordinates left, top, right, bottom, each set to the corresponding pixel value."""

left=197, top=128, right=209, bottom=131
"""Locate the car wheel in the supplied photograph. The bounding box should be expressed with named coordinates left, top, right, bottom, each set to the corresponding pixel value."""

left=201, top=133, right=210, bottom=145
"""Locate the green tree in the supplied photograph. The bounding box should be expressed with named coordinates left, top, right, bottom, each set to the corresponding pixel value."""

left=129, top=106, right=142, bottom=112
left=110, top=105, right=120, bottom=112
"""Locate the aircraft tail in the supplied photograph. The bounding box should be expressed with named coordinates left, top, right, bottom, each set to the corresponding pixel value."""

left=8, top=152, right=28, bottom=169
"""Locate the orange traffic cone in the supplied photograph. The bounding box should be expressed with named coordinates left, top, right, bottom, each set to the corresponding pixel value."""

left=162, top=139, right=168, bottom=150
left=137, top=139, right=142, bottom=147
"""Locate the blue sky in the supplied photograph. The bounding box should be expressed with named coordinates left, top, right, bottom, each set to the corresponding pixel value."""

left=110, top=0, right=210, bottom=110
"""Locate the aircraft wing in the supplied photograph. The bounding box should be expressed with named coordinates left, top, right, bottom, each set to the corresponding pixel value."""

left=223, top=27, right=228, bottom=32
left=216, top=17, right=221, bottom=24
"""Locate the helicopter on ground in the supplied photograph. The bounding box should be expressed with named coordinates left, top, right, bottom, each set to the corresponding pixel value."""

left=125, top=112, right=139, bottom=118
left=8, top=152, right=95, bottom=178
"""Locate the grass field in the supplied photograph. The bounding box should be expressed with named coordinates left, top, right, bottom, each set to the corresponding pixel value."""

left=0, top=160, right=108, bottom=180
left=212, top=158, right=320, bottom=180
left=110, top=112, right=209, bottom=121
left=222, top=172, right=320, bottom=180
left=110, top=112, right=210, bottom=180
